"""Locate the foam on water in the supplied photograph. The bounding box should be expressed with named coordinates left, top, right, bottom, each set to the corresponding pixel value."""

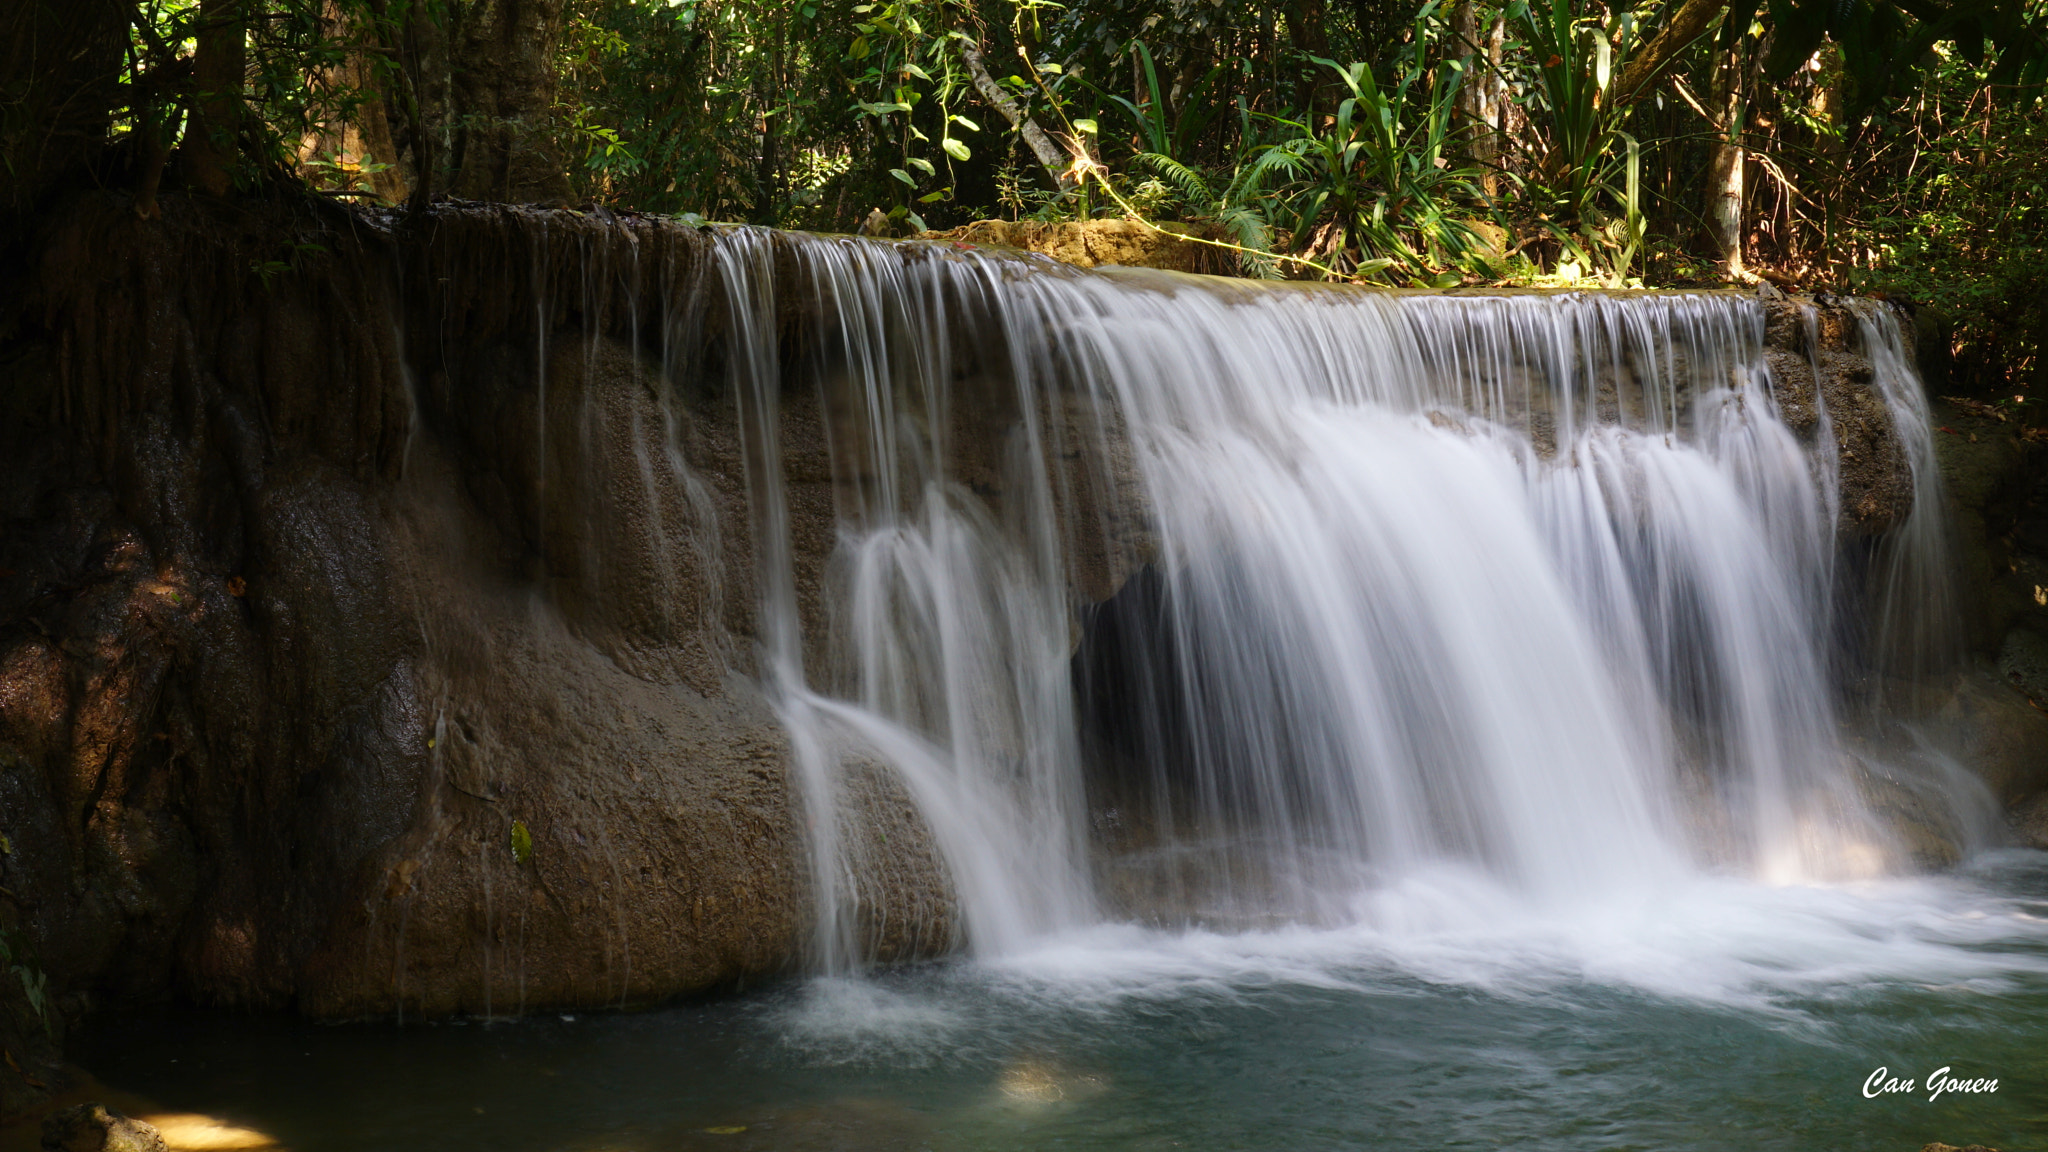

left=767, top=858, right=2048, bottom=1069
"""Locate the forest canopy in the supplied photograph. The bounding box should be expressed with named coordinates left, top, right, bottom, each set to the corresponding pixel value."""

left=4, top=0, right=2047, bottom=388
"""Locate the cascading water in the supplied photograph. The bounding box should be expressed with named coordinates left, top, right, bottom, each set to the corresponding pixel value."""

left=706, top=231, right=1971, bottom=968
left=73, top=219, right=2048, bottom=1152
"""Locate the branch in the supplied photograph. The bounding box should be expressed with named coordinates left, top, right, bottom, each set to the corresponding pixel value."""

left=1611, top=0, right=1726, bottom=107
left=1668, top=73, right=1721, bottom=129
left=956, top=34, right=1077, bottom=190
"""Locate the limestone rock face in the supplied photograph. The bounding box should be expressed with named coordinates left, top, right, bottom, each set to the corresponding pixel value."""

left=0, top=197, right=834, bottom=1021
left=1762, top=297, right=1915, bottom=537
left=0, top=195, right=1961, bottom=1037
left=924, top=218, right=1240, bottom=276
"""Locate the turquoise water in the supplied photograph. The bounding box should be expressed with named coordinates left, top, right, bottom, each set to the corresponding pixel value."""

left=83, top=852, right=2048, bottom=1151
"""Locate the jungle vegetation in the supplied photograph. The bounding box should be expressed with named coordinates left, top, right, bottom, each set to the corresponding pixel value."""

left=3, top=0, right=2046, bottom=391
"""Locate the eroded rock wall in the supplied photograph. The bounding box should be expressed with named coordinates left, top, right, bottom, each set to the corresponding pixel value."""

left=1925, top=389, right=2048, bottom=844
left=0, top=196, right=2016, bottom=1117
left=0, top=196, right=882, bottom=1064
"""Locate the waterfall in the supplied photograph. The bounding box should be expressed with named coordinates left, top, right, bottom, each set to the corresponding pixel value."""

left=703, top=231, right=1954, bottom=968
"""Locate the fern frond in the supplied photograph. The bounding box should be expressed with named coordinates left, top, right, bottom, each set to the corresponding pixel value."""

left=1133, top=152, right=1216, bottom=210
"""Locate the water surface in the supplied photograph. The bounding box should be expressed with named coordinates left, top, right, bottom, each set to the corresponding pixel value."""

left=86, top=851, right=2048, bottom=1151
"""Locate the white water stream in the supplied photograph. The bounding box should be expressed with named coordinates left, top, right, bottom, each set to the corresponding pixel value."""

left=705, top=232, right=1981, bottom=980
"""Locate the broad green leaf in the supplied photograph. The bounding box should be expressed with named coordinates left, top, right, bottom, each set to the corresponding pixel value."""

left=1074, top=118, right=1099, bottom=134
left=942, top=137, right=971, bottom=161
left=908, top=156, right=936, bottom=174
left=890, top=168, right=917, bottom=186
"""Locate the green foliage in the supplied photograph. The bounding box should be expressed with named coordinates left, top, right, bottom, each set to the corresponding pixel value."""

left=1499, top=0, right=1647, bottom=279
left=1238, top=14, right=1491, bottom=280
left=1760, top=0, right=2048, bottom=113
left=23, top=0, right=2048, bottom=349
left=0, top=927, right=51, bottom=1037
left=1837, top=48, right=2048, bottom=391
left=121, top=0, right=422, bottom=192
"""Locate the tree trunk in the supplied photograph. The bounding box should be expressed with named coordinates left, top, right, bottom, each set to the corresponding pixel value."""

left=443, top=0, right=573, bottom=203
left=1454, top=4, right=1506, bottom=197
left=1612, top=0, right=1726, bottom=107
left=959, top=38, right=1076, bottom=192
left=0, top=0, right=130, bottom=233
left=186, top=0, right=246, bottom=196
left=1705, top=46, right=1745, bottom=277
left=754, top=49, right=781, bottom=225
left=299, top=2, right=411, bottom=203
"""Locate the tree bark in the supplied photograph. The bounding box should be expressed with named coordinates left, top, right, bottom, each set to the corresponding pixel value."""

left=443, top=0, right=573, bottom=203
left=1612, top=0, right=1725, bottom=107
left=186, top=0, right=246, bottom=196
left=0, top=0, right=130, bottom=232
left=1454, top=3, right=1506, bottom=197
left=754, top=57, right=780, bottom=224
left=299, top=2, right=411, bottom=203
left=958, top=38, right=1076, bottom=191
left=1704, top=45, right=1746, bottom=276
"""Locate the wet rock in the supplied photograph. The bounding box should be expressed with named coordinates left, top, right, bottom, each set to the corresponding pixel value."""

left=2012, top=791, right=2048, bottom=849
left=1763, top=297, right=1914, bottom=536
left=1996, top=628, right=2048, bottom=699
left=1859, top=767, right=1967, bottom=870
left=39, top=1103, right=165, bottom=1152
left=1931, top=666, right=2048, bottom=810
left=1934, top=393, right=2048, bottom=663
left=0, top=195, right=906, bottom=1021
left=0, top=191, right=1956, bottom=1029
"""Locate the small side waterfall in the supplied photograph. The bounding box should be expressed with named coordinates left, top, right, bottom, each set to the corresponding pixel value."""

left=703, top=232, right=1956, bottom=967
